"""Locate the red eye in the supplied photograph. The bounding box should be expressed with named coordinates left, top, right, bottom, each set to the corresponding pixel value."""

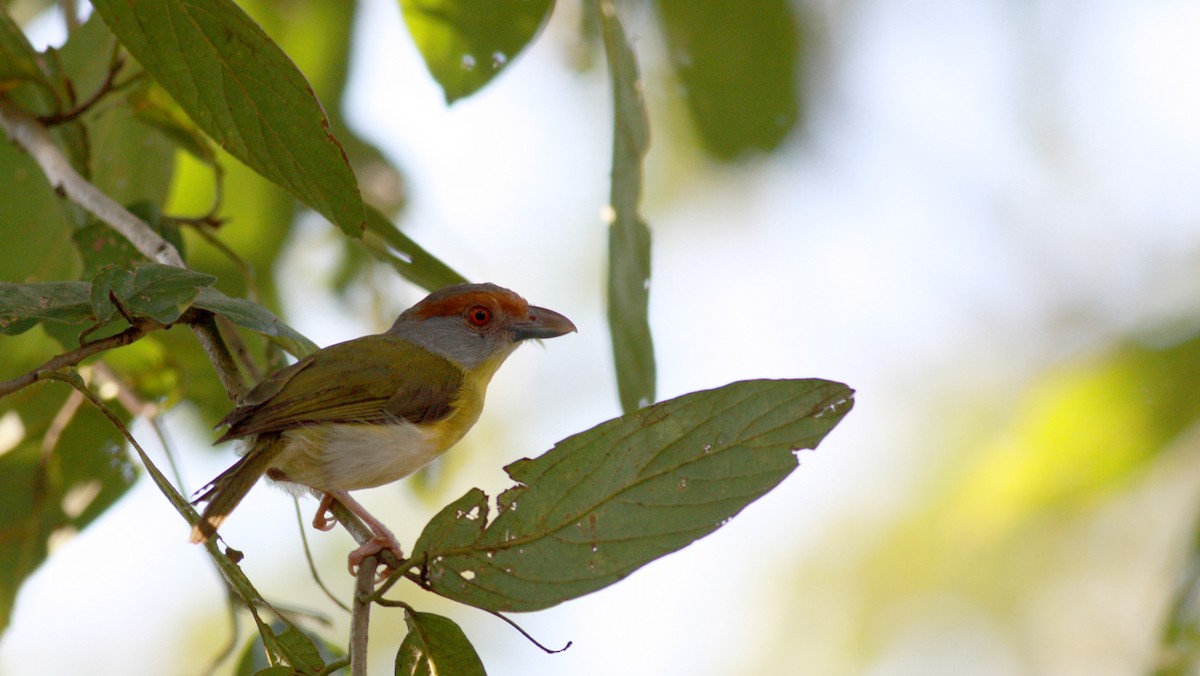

left=466, top=306, right=492, bottom=327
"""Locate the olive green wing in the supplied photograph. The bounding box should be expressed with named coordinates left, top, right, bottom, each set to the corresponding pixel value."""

left=216, top=334, right=464, bottom=441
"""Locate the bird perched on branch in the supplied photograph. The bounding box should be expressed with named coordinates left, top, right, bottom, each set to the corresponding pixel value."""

left=190, top=282, right=576, bottom=575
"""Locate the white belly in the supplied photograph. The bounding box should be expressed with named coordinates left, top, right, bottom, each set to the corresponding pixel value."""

left=271, top=420, right=443, bottom=492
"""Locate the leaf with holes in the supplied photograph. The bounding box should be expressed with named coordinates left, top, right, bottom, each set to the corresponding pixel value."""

left=408, top=378, right=854, bottom=612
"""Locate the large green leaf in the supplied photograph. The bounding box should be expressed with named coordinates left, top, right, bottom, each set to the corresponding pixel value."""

left=394, top=610, right=485, bottom=676
left=408, top=378, right=854, bottom=612
left=90, top=0, right=366, bottom=238
left=599, top=2, right=656, bottom=413
left=655, top=0, right=802, bottom=160
left=400, top=0, right=555, bottom=103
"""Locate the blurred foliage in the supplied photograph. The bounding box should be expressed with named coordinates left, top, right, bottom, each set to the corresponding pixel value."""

left=654, top=0, right=803, bottom=159
left=742, top=332, right=1200, bottom=673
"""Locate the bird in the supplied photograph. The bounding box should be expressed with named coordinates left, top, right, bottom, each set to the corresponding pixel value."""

left=189, top=282, right=576, bottom=575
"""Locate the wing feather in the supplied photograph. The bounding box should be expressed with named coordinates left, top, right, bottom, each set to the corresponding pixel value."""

left=216, top=335, right=464, bottom=442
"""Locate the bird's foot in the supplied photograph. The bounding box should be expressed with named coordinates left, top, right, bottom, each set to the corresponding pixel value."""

left=312, top=494, right=337, bottom=531
left=347, top=533, right=405, bottom=582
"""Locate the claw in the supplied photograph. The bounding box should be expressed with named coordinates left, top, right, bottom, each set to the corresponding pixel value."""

left=348, top=534, right=405, bottom=583
left=312, top=494, right=337, bottom=531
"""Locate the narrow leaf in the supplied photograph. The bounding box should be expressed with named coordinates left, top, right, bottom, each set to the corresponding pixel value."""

left=193, top=287, right=318, bottom=358
left=598, top=1, right=656, bottom=413
left=90, top=0, right=366, bottom=237
left=364, top=206, right=468, bottom=292
left=409, top=378, right=854, bottom=612
left=400, top=0, right=555, bottom=103
left=395, top=610, right=486, bottom=676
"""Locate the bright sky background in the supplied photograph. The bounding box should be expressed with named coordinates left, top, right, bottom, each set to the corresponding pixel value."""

left=4, top=0, right=1200, bottom=674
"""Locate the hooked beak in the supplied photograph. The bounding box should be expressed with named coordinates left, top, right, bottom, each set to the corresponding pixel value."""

left=512, top=306, right=577, bottom=341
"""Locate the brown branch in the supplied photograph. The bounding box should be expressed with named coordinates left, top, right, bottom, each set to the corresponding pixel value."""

left=38, top=52, right=124, bottom=126
left=0, top=97, right=249, bottom=403
left=350, top=554, right=377, bottom=676
left=190, top=311, right=248, bottom=401
left=0, top=323, right=149, bottom=399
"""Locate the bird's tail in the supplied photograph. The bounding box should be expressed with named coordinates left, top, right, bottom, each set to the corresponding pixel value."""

left=189, top=434, right=284, bottom=544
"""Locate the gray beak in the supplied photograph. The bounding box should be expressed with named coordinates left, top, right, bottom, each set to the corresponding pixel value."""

left=512, top=306, right=577, bottom=341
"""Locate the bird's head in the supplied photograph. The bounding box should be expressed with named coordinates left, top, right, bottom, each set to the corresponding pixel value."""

left=388, top=282, right=576, bottom=375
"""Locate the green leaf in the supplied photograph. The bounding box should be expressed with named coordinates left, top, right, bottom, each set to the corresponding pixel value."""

left=409, top=378, right=854, bottom=612
left=598, top=2, right=655, bottom=413
left=400, top=0, right=555, bottom=103
left=193, top=286, right=318, bottom=358
left=0, top=281, right=92, bottom=335
left=395, top=610, right=486, bottom=676
left=126, top=80, right=217, bottom=166
left=234, top=619, right=337, bottom=676
left=90, top=0, right=366, bottom=237
left=363, top=206, right=468, bottom=292
left=0, top=141, right=82, bottom=285
left=655, top=0, right=802, bottom=160
left=90, top=263, right=215, bottom=325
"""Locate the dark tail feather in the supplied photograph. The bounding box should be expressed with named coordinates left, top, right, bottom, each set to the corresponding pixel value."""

left=189, top=435, right=284, bottom=544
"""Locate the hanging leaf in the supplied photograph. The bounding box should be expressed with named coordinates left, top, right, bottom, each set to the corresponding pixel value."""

left=90, top=0, right=366, bottom=237
left=394, top=610, right=486, bottom=676
left=597, top=1, right=655, bottom=413
left=409, top=378, right=854, bottom=612
left=400, top=0, right=555, bottom=103
left=363, top=206, right=468, bottom=292
left=655, top=0, right=803, bottom=160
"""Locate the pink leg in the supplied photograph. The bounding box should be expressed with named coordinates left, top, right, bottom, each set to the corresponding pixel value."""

left=320, top=489, right=404, bottom=577
left=312, top=494, right=337, bottom=531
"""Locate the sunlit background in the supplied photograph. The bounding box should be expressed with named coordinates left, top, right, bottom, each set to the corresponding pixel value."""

left=4, top=0, right=1200, bottom=674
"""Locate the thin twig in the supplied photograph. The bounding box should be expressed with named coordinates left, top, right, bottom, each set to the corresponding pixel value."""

left=350, top=554, right=377, bottom=676
left=0, top=97, right=249, bottom=402
left=38, top=50, right=124, bottom=126
left=199, top=591, right=241, bottom=676
left=294, top=497, right=351, bottom=613
left=0, top=323, right=149, bottom=398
